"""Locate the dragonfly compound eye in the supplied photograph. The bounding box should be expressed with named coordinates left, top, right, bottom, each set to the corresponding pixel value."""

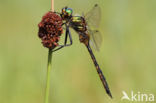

left=38, top=11, right=63, bottom=49
left=66, top=8, right=73, bottom=16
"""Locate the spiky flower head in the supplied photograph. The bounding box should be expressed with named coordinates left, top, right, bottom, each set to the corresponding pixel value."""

left=38, top=11, right=63, bottom=49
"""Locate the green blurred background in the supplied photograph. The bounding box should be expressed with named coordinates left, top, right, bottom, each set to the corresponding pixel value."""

left=0, top=0, right=156, bottom=103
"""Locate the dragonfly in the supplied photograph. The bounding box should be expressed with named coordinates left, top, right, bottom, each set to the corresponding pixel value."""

left=53, top=4, right=112, bottom=98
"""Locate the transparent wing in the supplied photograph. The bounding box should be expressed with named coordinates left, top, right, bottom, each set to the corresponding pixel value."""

left=85, top=4, right=101, bottom=29
left=88, top=29, right=103, bottom=51
left=85, top=4, right=102, bottom=51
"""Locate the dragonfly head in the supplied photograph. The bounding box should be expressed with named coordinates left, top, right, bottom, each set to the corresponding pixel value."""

left=61, top=7, right=73, bottom=20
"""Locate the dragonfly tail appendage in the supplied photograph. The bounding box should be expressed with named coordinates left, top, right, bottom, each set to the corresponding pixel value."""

left=86, top=45, right=112, bottom=98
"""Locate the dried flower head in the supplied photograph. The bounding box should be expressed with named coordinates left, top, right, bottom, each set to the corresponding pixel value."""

left=38, top=11, right=63, bottom=49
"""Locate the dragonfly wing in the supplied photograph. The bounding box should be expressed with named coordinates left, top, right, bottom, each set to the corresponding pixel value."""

left=88, top=29, right=103, bottom=51
left=85, top=4, right=101, bottom=29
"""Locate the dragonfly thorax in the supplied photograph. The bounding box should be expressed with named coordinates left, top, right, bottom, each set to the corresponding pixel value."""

left=70, top=16, right=87, bottom=32
left=70, top=16, right=90, bottom=45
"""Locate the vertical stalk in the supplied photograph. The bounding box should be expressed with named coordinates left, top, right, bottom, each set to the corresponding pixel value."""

left=51, top=0, right=54, bottom=12
left=45, top=48, right=53, bottom=103
left=45, top=1, right=54, bottom=103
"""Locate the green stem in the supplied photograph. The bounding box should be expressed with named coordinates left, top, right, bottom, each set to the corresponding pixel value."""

left=45, top=48, right=53, bottom=103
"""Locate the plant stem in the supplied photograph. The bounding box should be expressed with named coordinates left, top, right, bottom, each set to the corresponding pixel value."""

left=45, top=48, right=53, bottom=103
left=51, top=0, right=54, bottom=12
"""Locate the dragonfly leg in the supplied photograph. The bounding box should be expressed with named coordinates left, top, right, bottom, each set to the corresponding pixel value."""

left=52, top=25, right=72, bottom=52
left=65, top=25, right=73, bottom=46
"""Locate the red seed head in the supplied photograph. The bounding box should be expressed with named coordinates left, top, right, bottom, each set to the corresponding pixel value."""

left=38, top=11, right=63, bottom=49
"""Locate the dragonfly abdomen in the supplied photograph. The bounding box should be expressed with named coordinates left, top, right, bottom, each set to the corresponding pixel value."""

left=78, top=32, right=90, bottom=45
left=87, top=45, right=112, bottom=98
